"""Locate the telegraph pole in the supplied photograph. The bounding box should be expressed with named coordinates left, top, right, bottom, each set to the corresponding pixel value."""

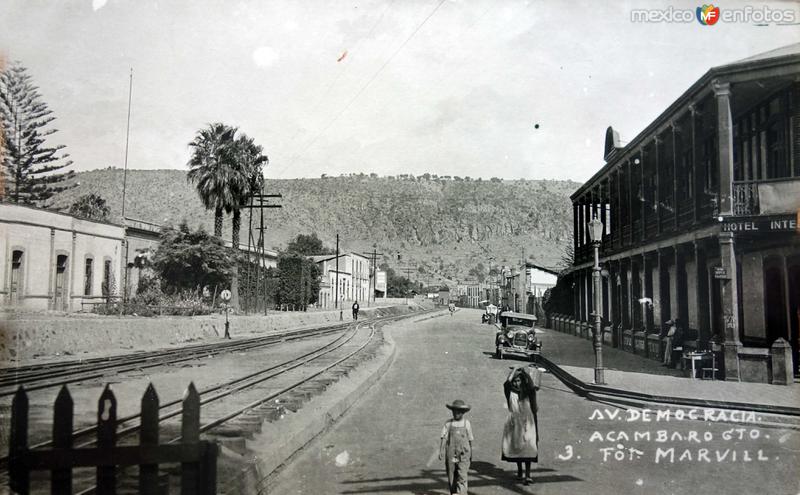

left=241, top=191, right=282, bottom=314
left=359, top=244, right=384, bottom=307
left=335, top=234, right=342, bottom=320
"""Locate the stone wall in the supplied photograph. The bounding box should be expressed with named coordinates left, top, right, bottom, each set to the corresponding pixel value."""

left=0, top=302, right=431, bottom=366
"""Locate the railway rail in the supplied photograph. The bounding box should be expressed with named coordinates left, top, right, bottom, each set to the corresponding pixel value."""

left=2, top=308, right=441, bottom=493
left=0, top=320, right=355, bottom=395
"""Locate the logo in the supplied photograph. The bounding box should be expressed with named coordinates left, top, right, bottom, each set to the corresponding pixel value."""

left=697, top=4, right=721, bottom=25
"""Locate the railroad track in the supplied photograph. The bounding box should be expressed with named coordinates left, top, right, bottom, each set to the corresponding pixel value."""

left=2, top=309, right=438, bottom=492
left=0, top=320, right=355, bottom=396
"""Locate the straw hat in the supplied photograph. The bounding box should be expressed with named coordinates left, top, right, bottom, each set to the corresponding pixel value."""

left=446, top=400, right=471, bottom=411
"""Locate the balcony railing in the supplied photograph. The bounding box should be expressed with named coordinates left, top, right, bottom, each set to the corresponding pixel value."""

left=677, top=200, right=693, bottom=226
left=733, top=181, right=759, bottom=216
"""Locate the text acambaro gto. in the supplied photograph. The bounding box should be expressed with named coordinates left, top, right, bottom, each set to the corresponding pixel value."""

left=553, top=408, right=778, bottom=464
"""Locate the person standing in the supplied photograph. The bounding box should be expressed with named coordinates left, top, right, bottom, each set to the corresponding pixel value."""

left=502, top=367, right=540, bottom=485
left=439, top=400, right=473, bottom=495
left=352, top=300, right=360, bottom=320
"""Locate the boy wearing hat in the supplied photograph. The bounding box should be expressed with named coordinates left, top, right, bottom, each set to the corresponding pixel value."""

left=439, top=400, right=473, bottom=495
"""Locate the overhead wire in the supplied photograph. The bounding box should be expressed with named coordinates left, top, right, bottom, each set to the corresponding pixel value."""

left=280, top=0, right=397, bottom=154
left=278, top=0, right=447, bottom=175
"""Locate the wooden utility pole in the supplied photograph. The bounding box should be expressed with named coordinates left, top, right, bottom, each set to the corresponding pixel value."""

left=242, top=191, right=282, bottom=314
left=359, top=245, right=384, bottom=307
left=335, top=234, right=342, bottom=320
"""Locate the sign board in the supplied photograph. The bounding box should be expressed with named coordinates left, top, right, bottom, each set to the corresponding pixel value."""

left=720, top=214, right=797, bottom=234
left=375, top=271, right=387, bottom=292
left=220, top=289, right=232, bottom=302
left=713, top=266, right=728, bottom=279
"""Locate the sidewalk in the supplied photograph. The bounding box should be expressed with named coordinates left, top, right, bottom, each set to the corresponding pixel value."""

left=536, top=327, right=800, bottom=410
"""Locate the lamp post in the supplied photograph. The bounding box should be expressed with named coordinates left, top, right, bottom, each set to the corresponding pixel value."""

left=587, top=216, right=605, bottom=385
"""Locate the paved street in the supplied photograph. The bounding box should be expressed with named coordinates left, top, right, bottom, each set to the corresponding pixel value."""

left=269, top=309, right=800, bottom=495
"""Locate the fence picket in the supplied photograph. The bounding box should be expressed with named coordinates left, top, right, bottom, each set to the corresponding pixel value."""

left=96, top=385, right=118, bottom=495
left=52, top=386, right=74, bottom=494
left=6, top=382, right=216, bottom=495
left=10, top=386, right=30, bottom=495
left=139, top=383, right=160, bottom=494
left=180, top=383, right=200, bottom=495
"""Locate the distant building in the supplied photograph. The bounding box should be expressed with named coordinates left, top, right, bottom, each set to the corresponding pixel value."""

left=313, top=253, right=371, bottom=308
left=526, top=263, right=558, bottom=298
left=438, top=287, right=451, bottom=305
left=455, top=279, right=488, bottom=308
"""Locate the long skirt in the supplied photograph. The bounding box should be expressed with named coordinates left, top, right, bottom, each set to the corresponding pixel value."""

left=502, top=397, right=538, bottom=461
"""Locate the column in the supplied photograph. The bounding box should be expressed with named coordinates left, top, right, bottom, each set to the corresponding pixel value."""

left=689, top=104, right=699, bottom=223
left=69, top=231, right=77, bottom=311
left=653, top=250, right=662, bottom=327
left=573, top=204, right=579, bottom=260
left=671, top=121, right=679, bottom=230
left=48, top=228, right=55, bottom=309
left=719, top=232, right=742, bottom=381
left=714, top=80, right=734, bottom=216
left=640, top=149, right=646, bottom=242
left=654, top=136, right=661, bottom=236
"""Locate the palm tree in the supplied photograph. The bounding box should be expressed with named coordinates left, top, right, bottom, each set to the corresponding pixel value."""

left=186, top=123, right=238, bottom=237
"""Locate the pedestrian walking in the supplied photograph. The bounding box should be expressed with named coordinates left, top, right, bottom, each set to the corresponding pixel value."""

left=448, top=302, right=455, bottom=316
left=352, top=300, right=360, bottom=320
left=502, top=367, right=540, bottom=485
left=439, top=399, right=473, bottom=495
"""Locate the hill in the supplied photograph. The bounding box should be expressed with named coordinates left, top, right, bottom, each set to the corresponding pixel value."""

left=49, top=169, right=579, bottom=285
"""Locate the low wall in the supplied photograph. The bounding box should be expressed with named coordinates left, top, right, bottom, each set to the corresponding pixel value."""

left=0, top=302, right=431, bottom=366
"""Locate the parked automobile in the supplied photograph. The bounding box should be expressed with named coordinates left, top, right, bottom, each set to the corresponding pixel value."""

left=495, top=312, right=541, bottom=360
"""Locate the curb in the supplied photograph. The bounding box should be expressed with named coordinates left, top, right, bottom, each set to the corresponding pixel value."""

left=535, top=354, right=800, bottom=430
left=222, top=321, right=400, bottom=495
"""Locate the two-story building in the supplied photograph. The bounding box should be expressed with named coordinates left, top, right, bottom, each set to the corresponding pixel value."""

left=566, top=44, right=800, bottom=384
left=314, top=252, right=371, bottom=308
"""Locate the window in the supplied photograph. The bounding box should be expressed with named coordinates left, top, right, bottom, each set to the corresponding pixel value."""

left=733, top=89, right=792, bottom=180
left=10, top=250, right=23, bottom=297
left=102, top=259, right=112, bottom=297
left=84, top=258, right=94, bottom=296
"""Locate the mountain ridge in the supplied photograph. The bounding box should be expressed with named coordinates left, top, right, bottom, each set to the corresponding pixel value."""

left=48, top=168, right=579, bottom=284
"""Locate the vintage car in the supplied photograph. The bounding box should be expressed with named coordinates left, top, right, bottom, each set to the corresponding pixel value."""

left=494, top=312, right=541, bottom=360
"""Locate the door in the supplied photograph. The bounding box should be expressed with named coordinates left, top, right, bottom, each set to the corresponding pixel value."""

left=55, top=254, right=68, bottom=311
left=10, top=250, right=23, bottom=305
left=763, top=258, right=786, bottom=345
left=787, top=258, right=800, bottom=376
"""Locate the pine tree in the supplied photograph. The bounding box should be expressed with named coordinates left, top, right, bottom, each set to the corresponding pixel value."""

left=0, top=62, right=74, bottom=204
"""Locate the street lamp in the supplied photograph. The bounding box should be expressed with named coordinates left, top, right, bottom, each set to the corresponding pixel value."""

left=587, top=215, right=605, bottom=385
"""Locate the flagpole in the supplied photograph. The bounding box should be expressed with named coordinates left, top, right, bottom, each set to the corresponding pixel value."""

left=121, top=67, right=133, bottom=220
left=120, top=68, right=133, bottom=313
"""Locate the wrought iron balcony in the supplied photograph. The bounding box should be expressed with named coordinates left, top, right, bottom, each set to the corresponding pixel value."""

left=733, top=181, right=759, bottom=216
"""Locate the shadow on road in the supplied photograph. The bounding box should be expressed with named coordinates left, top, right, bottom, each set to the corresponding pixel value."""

left=338, top=461, right=582, bottom=494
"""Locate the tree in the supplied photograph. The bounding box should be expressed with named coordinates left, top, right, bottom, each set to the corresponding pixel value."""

left=186, top=123, right=238, bottom=237
left=286, top=233, right=333, bottom=255
left=67, top=193, right=110, bottom=221
left=152, top=222, right=234, bottom=295
left=187, top=124, right=267, bottom=310
left=276, top=252, right=321, bottom=308
left=0, top=62, right=74, bottom=204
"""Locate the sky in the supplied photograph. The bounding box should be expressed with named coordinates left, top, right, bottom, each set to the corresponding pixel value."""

left=0, top=0, right=797, bottom=182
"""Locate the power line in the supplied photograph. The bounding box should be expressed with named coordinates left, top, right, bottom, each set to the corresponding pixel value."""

left=282, top=0, right=446, bottom=172
left=280, top=0, right=397, bottom=162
